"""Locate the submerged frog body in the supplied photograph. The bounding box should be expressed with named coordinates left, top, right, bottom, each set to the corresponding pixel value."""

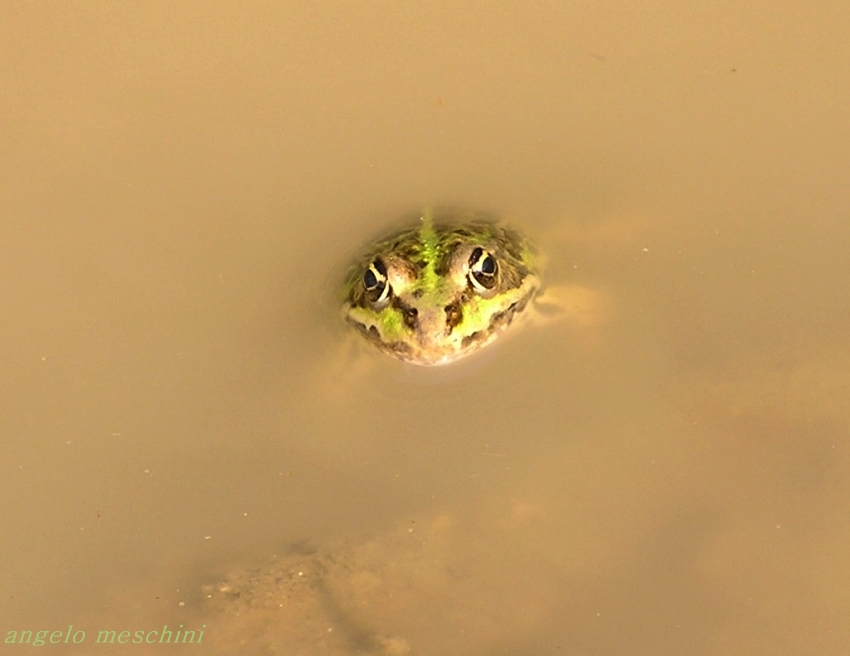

left=342, top=209, right=542, bottom=365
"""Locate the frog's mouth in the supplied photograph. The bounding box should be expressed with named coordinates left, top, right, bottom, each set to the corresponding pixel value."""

left=391, top=288, right=536, bottom=366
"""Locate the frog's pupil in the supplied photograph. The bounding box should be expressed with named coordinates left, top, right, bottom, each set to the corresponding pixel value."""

left=363, top=268, right=378, bottom=289
left=469, top=247, right=498, bottom=291
left=480, top=254, right=495, bottom=274
left=363, top=258, right=391, bottom=305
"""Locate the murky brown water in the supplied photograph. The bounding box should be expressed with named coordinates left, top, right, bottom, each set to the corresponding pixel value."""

left=3, top=3, right=849, bottom=654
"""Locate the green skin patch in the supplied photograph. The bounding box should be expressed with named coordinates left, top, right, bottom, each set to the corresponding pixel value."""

left=342, top=209, right=541, bottom=366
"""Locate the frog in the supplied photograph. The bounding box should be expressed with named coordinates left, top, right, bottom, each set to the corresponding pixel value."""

left=341, top=208, right=588, bottom=366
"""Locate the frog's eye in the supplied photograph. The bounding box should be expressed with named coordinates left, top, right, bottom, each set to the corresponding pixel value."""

left=363, top=257, right=391, bottom=305
left=468, top=247, right=498, bottom=293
